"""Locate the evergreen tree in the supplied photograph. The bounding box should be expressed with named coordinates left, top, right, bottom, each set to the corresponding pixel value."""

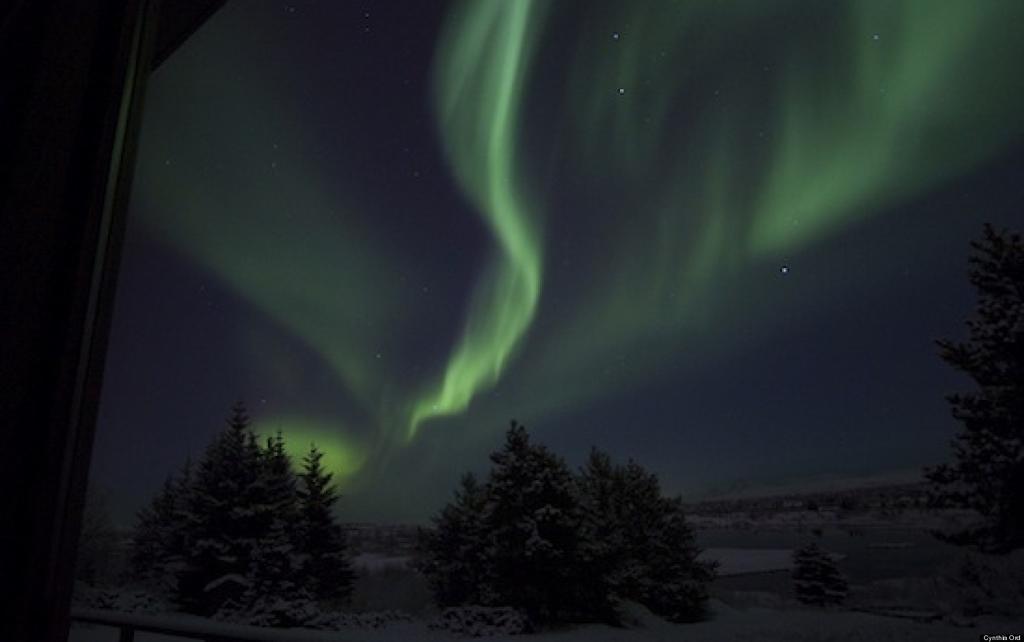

left=235, top=433, right=317, bottom=626
left=792, top=542, right=848, bottom=606
left=245, top=434, right=301, bottom=601
left=295, top=443, right=354, bottom=604
left=927, top=224, right=1024, bottom=552
left=130, top=475, right=177, bottom=585
left=177, top=402, right=264, bottom=614
left=418, top=472, right=490, bottom=607
left=638, top=491, right=715, bottom=622
left=421, top=426, right=715, bottom=625
left=578, top=453, right=714, bottom=622
left=575, top=449, right=629, bottom=619
left=165, top=458, right=195, bottom=586
left=129, top=459, right=192, bottom=594
left=75, top=485, right=117, bottom=587
left=482, top=421, right=589, bottom=623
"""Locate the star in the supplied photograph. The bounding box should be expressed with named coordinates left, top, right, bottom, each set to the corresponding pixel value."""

left=612, top=32, right=620, bottom=40
left=617, top=87, right=626, bottom=95
left=780, top=265, right=790, bottom=275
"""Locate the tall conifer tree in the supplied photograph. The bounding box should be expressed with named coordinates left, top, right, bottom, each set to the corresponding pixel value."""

left=928, top=225, right=1024, bottom=551
left=296, top=444, right=354, bottom=603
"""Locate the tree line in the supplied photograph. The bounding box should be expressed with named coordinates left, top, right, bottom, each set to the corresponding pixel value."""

left=416, top=421, right=717, bottom=625
left=129, top=402, right=353, bottom=625
left=115, top=223, right=1021, bottom=628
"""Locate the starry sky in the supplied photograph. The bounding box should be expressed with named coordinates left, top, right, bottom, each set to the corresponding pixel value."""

left=92, top=0, right=1024, bottom=523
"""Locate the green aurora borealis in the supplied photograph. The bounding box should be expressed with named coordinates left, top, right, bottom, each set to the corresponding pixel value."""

left=101, top=0, right=1024, bottom=520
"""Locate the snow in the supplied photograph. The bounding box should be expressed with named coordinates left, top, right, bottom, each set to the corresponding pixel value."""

left=204, top=573, right=250, bottom=592
left=701, top=548, right=792, bottom=575
left=352, top=553, right=412, bottom=572
left=698, top=547, right=846, bottom=576
left=67, top=602, right=1018, bottom=642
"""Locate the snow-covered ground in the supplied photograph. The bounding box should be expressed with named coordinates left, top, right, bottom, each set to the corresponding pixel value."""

left=701, top=548, right=791, bottom=575
left=699, top=547, right=848, bottom=575
left=352, top=553, right=413, bottom=573
left=67, top=601, right=1020, bottom=642
left=346, top=549, right=809, bottom=578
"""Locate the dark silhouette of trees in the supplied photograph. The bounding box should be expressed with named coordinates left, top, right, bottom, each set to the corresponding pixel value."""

left=128, top=403, right=354, bottom=619
left=614, top=461, right=715, bottom=622
left=483, top=422, right=587, bottom=623
left=418, top=422, right=714, bottom=626
left=129, top=459, right=192, bottom=593
left=239, top=432, right=310, bottom=626
left=792, top=542, right=847, bottom=606
left=927, top=224, right=1024, bottom=552
left=74, top=485, right=118, bottom=587
left=177, top=402, right=264, bottom=614
left=417, top=472, right=489, bottom=607
left=578, top=450, right=714, bottom=622
left=295, top=443, right=355, bottom=604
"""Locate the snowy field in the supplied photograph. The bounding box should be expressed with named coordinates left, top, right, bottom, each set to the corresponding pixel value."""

left=700, top=547, right=798, bottom=575
left=68, top=518, right=1024, bottom=641
left=67, top=601, right=1022, bottom=642
left=351, top=553, right=413, bottom=573
left=353, top=547, right=806, bottom=577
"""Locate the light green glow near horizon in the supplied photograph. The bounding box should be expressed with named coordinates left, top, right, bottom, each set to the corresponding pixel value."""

left=407, top=0, right=544, bottom=438
left=252, top=416, right=367, bottom=484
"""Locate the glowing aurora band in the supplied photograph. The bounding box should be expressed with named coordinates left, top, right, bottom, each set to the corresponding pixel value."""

left=407, top=0, right=545, bottom=437
left=415, top=0, right=1024, bottom=425
left=134, top=0, right=1024, bottom=475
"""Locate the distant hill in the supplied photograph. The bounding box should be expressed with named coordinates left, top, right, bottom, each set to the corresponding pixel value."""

left=687, top=469, right=924, bottom=501
left=683, top=469, right=933, bottom=515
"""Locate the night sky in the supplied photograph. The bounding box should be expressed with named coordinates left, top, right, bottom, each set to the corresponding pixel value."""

left=91, top=0, right=1024, bottom=523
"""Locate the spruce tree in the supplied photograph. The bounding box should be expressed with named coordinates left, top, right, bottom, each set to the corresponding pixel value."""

left=579, top=455, right=714, bottom=622
left=130, top=459, right=192, bottom=594
left=130, top=475, right=178, bottom=586
left=483, top=421, right=588, bottom=623
left=237, top=433, right=317, bottom=626
left=177, top=402, right=263, bottom=614
left=295, top=443, right=354, bottom=604
left=927, top=224, right=1024, bottom=552
left=418, top=472, right=490, bottom=607
left=165, top=458, right=194, bottom=585
left=575, top=449, right=628, bottom=619
left=245, top=434, right=301, bottom=602
left=792, top=542, right=848, bottom=606
left=421, top=424, right=714, bottom=624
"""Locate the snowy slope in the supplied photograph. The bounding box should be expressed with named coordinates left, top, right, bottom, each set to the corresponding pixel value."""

left=67, top=602, right=1017, bottom=642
